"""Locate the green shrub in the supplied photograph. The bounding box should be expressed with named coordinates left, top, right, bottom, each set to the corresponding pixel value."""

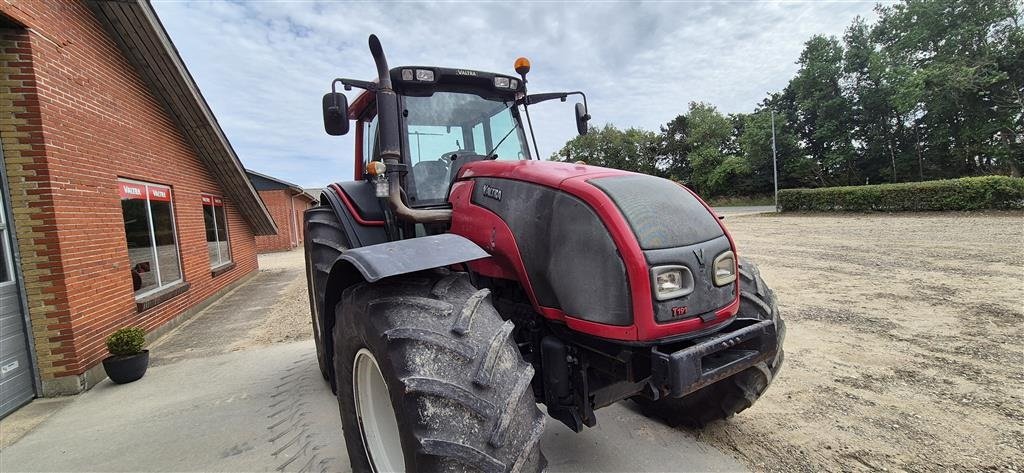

left=106, top=327, right=146, bottom=356
left=778, top=176, right=1024, bottom=212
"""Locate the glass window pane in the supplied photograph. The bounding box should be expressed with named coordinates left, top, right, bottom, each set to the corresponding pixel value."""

left=489, top=109, right=527, bottom=161
left=0, top=230, right=11, bottom=283
left=203, top=202, right=219, bottom=266
left=471, top=123, right=487, bottom=154
left=147, top=187, right=181, bottom=285
left=122, top=194, right=157, bottom=295
left=364, top=115, right=379, bottom=164
left=403, top=93, right=526, bottom=204
left=214, top=204, right=231, bottom=264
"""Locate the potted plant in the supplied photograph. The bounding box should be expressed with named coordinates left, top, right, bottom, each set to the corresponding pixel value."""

left=101, top=327, right=149, bottom=384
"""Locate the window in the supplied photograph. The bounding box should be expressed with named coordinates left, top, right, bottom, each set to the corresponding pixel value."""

left=119, top=180, right=182, bottom=297
left=0, top=190, right=14, bottom=285
left=402, top=92, right=529, bottom=204
left=362, top=112, right=379, bottom=165
left=202, top=194, right=231, bottom=268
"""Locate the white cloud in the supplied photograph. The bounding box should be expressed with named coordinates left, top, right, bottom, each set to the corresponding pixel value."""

left=152, top=0, right=882, bottom=187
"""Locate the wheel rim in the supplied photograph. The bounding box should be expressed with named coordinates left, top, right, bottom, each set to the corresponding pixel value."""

left=353, top=348, right=404, bottom=472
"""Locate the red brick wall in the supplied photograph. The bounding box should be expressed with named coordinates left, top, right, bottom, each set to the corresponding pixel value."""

left=256, top=189, right=311, bottom=253
left=0, top=1, right=259, bottom=389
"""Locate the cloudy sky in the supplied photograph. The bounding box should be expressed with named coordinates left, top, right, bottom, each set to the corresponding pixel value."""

left=152, top=1, right=883, bottom=188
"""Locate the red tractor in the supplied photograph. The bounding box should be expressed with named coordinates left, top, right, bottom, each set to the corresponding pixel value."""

left=306, top=35, right=785, bottom=472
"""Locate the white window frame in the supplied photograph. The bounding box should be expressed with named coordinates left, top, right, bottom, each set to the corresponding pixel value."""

left=202, top=193, right=232, bottom=269
left=0, top=189, right=16, bottom=287
left=119, top=178, right=183, bottom=299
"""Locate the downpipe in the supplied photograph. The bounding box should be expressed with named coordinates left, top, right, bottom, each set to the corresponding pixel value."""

left=370, top=35, right=452, bottom=225
left=385, top=166, right=452, bottom=223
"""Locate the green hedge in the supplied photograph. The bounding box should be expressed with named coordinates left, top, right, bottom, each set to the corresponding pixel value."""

left=778, top=176, right=1024, bottom=212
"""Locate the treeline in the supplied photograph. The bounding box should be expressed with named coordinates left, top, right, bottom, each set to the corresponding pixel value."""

left=552, top=0, right=1023, bottom=198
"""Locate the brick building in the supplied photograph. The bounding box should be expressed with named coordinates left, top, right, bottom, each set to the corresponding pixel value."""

left=0, top=0, right=276, bottom=417
left=247, top=170, right=317, bottom=253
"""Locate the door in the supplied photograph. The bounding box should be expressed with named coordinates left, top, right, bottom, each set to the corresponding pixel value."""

left=0, top=153, right=36, bottom=418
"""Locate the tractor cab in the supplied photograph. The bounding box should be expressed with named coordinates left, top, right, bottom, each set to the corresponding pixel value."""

left=323, top=45, right=589, bottom=220
left=379, top=67, right=532, bottom=206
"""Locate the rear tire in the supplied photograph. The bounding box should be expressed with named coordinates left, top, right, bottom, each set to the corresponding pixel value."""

left=633, top=257, right=786, bottom=427
left=304, top=206, right=349, bottom=389
left=334, top=271, right=546, bottom=472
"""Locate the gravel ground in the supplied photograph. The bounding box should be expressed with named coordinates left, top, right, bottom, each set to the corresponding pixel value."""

left=693, top=211, right=1024, bottom=472
left=245, top=214, right=1024, bottom=472
left=245, top=249, right=314, bottom=347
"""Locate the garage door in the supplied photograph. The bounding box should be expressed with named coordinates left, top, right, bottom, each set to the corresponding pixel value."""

left=0, top=164, right=35, bottom=418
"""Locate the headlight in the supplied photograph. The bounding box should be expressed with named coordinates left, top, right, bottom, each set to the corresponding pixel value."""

left=713, top=251, right=737, bottom=286
left=415, top=69, right=435, bottom=81
left=401, top=69, right=414, bottom=81
left=494, top=77, right=510, bottom=88
left=651, top=265, right=694, bottom=301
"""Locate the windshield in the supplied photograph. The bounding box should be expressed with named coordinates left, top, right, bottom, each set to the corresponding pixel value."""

left=402, top=92, right=529, bottom=204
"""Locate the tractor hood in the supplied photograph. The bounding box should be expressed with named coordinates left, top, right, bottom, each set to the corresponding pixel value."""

left=457, top=159, right=625, bottom=189
left=452, top=159, right=738, bottom=342
left=457, top=160, right=725, bottom=249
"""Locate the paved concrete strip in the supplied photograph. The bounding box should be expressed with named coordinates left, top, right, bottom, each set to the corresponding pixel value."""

left=713, top=205, right=777, bottom=217
left=147, top=268, right=301, bottom=367
left=543, top=403, right=747, bottom=472
left=1, top=342, right=344, bottom=473
left=2, top=339, right=746, bottom=472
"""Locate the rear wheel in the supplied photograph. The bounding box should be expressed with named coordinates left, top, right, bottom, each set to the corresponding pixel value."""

left=334, top=271, right=546, bottom=472
left=633, top=257, right=786, bottom=427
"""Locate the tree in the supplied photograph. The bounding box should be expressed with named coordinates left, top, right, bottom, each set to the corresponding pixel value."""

left=685, top=102, right=749, bottom=196
left=738, top=105, right=804, bottom=195
left=873, top=0, right=1023, bottom=179
left=789, top=35, right=858, bottom=185
left=843, top=16, right=906, bottom=184
left=548, top=0, right=1023, bottom=192
left=552, top=124, right=662, bottom=176
left=658, top=114, right=692, bottom=183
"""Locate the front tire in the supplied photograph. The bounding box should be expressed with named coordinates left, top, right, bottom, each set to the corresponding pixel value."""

left=305, top=206, right=349, bottom=388
left=334, top=271, right=546, bottom=472
left=633, top=257, right=786, bottom=427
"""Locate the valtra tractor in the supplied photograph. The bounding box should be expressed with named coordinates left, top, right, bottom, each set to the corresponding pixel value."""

left=305, top=35, right=785, bottom=472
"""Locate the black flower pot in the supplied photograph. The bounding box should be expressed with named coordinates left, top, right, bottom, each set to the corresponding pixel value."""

left=102, top=350, right=149, bottom=384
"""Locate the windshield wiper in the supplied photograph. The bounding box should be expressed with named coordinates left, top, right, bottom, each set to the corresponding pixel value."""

left=484, top=103, right=518, bottom=160
left=486, top=126, right=518, bottom=160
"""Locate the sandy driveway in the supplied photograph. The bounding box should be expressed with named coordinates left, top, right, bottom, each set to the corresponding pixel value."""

left=696, top=212, right=1024, bottom=472
left=239, top=215, right=1024, bottom=471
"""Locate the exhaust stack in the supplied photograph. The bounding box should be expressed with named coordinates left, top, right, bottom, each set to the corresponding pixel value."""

left=368, top=35, right=452, bottom=224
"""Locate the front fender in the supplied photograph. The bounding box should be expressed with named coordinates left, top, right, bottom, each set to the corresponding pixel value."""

left=337, top=233, right=490, bottom=282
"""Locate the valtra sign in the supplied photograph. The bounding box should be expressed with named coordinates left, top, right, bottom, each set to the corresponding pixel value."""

left=119, top=182, right=171, bottom=201
left=201, top=194, right=224, bottom=206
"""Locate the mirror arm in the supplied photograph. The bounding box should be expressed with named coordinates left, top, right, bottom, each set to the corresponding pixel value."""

left=332, top=78, right=378, bottom=94
left=523, top=91, right=588, bottom=110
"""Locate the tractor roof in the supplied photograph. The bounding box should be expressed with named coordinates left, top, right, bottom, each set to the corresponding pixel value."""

left=348, top=66, right=522, bottom=119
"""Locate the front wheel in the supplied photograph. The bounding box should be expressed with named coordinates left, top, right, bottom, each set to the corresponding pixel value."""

left=633, top=257, right=786, bottom=427
left=334, top=271, right=546, bottom=472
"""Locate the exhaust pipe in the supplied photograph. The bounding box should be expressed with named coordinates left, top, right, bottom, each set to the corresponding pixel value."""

left=369, top=35, right=452, bottom=224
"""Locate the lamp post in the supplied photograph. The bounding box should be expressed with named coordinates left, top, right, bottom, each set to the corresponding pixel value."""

left=771, top=109, right=779, bottom=212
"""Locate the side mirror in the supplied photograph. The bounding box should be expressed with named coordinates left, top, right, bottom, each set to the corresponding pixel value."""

left=575, top=102, right=591, bottom=135
left=322, top=92, right=350, bottom=136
